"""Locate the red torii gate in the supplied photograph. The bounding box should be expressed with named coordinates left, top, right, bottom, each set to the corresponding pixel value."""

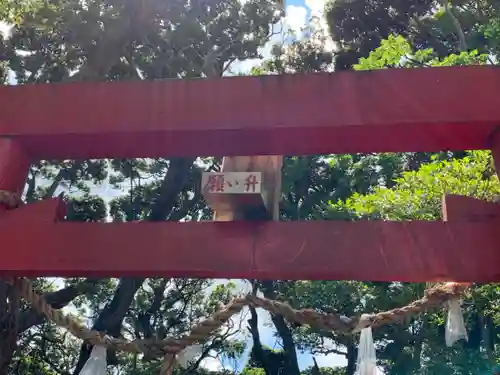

left=1, top=65, right=500, bottom=283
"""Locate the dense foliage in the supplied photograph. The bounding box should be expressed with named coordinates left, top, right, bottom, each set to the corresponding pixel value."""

left=1, top=0, right=500, bottom=374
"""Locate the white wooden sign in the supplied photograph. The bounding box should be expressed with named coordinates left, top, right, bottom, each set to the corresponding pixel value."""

left=201, top=172, right=262, bottom=194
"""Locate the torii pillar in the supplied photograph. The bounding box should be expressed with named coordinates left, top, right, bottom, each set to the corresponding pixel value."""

left=202, top=155, right=283, bottom=221
left=0, top=139, right=30, bottom=211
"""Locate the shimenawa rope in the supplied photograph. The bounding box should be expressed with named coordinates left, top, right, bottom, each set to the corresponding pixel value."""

left=12, top=278, right=468, bottom=365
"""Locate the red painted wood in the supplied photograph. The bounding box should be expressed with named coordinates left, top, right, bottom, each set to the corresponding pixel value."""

left=1, top=68, right=500, bottom=282
left=0, top=138, right=30, bottom=212
left=0, top=138, right=30, bottom=194
left=443, top=195, right=500, bottom=222
left=1, top=66, right=500, bottom=159
left=1, top=200, right=499, bottom=282
left=490, top=128, right=500, bottom=183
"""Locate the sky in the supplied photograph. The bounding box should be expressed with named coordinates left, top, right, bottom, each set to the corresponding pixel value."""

left=0, top=0, right=347, bottom=372
left=82, top=133, right=348, bottom=374
left=198, top=279, right=348, bottom=373
left=93, top=0, right=344, bottom=368
left=231, top=0, right=334, bottom=74
left=0, top=0, right=333, bottom=78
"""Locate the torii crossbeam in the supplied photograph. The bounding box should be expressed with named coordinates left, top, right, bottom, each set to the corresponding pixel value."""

left=1, top=65, right=500, bottom=282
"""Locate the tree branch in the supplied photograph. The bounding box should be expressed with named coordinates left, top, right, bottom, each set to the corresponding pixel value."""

left=441, top=0, right=467, bottom=51
left=248, top=304, right=271, bottom=375
left=136, top=279, right=167, bottom=339
left=43, top=170, right=66, bottom=198
left=17, top=278, right=103, bottom=333
left=73, top=157, right=196, bottom=374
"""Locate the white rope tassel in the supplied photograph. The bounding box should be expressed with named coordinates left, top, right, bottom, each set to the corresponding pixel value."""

left=81, top=346, right=108, bottom=375
left=355, top=320, right=377, bottom=375
left=445, top=299, right=468, bottom=347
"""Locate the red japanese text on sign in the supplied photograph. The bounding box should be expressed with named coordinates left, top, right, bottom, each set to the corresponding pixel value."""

left=245, top=174, right=259, bottom=192
left=204, top=174, right=225, bottom=193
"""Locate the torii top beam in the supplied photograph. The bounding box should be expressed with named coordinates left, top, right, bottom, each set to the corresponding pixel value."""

left=2, top=66, right=500, bottom=282
left=1, top=66, right=500, bottom=160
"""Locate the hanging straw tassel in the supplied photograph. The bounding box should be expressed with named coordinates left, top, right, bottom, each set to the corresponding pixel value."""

left=80, top=346, right=108, bottom=375
left=355, top=314, right=377, bottom=375
left=445, top=299, right=468, bottom=347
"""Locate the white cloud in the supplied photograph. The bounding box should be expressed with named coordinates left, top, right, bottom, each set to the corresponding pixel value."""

left=314, top=351, right=347, bottom=368
left=285, top=5, right=308, bottom=37
left=305, top=0, right=326, bottom=17
left=230, top=4, right=309, bottom=75
left=229, top=0, right=337, bottom=75
left=200, top=356, right=225, bottom=372
left=229, top=23, right=281, bottom=75
left=305, top=0, right=336, bottom=51
left=0, top=21, right=12, bottom=38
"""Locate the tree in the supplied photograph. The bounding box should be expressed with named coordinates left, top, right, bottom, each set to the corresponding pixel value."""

left=246, top=29, right=500, bottom=375
left=0, top=0, right=282, bottom=373
left=325, top=0, right=500, bottom=70
left=273, top=151, right=500, bottom=375
left=3, top=2, right=500, bottom=375
left=325, top=0, right=435, bottom=67
left=326, top=151, right=500, bottom=375
left=252, top=20, right=334, bottom=74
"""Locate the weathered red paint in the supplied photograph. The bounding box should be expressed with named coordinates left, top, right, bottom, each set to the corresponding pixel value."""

left=0, top=138, right=31, bottom=212
left=1, top=66, right=500, bottom=159
left=1, top=66, right=500, bottom=281
left=442, top=195, right=500, bottom=222
left=0, top=139, right=30, bottom=194
left=489, top=127, right=500, bottom=186
left=0, top=198, right=499, bottom=282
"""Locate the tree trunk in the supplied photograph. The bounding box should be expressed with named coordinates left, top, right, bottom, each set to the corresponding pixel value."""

left=262, top=281, right=301, bottom=375
left=411, top=338, right=423, bottom=374
left=73, top=277, right=145, bottom=372
left=410, top=321, right=425, bottom=374
left=346, top=340, right=356, bottom=375
left=0, top=278, right=101, bottom=373
left=73, top=158, right=195, bottom=374
left=0, top=280, right=18, bottom=375
left=480, top=312, right=494, bottom=364
left=248, top=305, right=273, bottom=375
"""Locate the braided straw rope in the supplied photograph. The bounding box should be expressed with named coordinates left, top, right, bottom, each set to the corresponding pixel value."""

left=0, top=190, right=21, bottom=209
left=11, top=278, right=469, bottom=375
left=13, top=278, right=468, bottom=356
left=351, top=282, right=469, bottom=331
